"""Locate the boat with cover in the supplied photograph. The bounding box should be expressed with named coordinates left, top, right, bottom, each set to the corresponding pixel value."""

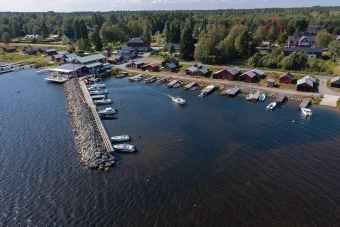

left=94, top=98, right=113, bottom=105
left=98, top=107, right=118, bottom=115
left=89, top=89, right=109, bottom=95
left=301, top=107, right=312, bottom=117
left=259, top=93, right=266, bottom=102
left=111, top=135, right=132, bottom=142
left=113, top=144, right=137, bottom=153
left=246, top=93, right=253, bottom=100
left=266, top=102, right=276, bottom=110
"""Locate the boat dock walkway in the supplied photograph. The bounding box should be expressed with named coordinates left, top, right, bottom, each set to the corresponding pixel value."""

left=275, top=94, right=286, bottom=104
left=167, top=80, right=179, bottom=87
left=252, top=91, right=260, bottom=101
left=184, top=82, right=197, bottom=90
left=299, top=98, right=312, bottom=108
left=79, top=81, right=114, bottom=153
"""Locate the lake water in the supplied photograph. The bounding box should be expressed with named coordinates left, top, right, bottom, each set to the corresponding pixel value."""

left=1, top=68, right=340, bottom=226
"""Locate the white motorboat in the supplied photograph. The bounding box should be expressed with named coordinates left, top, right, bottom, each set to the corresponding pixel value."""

left=45, top=75, right=68, bottom=83
left=98, top=107, right=118, bottom=115
left=113, top=144, right=137, bottom=153
left=134, top=77, right=142, bottom=82
left=301, top=107, right=312, bottom=117
left=173, top=83, right=180, bottom=88
left=91, top=94, right=107, bottom=99
left=166, top=94, right=185, bottom=104
left=94, top=98, right=113, bottom=105
left=93, top=82, right=106, bottom=88
left=190, top=86, right=197, bottom=91
left=87, top=85, right=100, bottom=91
left=266, top=102, right=276, bottom=110
left=246, top=93, right=253, bottom=100
left=111, top=135, right=132, bottom=143
left=89, top=89, right=109, bottom=95
left=198, top=91, right=207, bottom=97
left=259, top=93, right=266, bottom=102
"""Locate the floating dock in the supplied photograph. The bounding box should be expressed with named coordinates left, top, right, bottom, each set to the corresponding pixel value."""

left=184, top=82, right=198, bottom=90
left=156, top=78, right=166, bottom=84
left=275, top=94, right=286, bottom=104
left=252, top=91, right=260, bottom=101
left=144, top=76, right=156, bottom=83
left=299, top=98, right=311, bottom=108
left=202, top=85, right=216, bottom=93
left=0, top=69, right=14, bottom=74
left=167, top=80, right=179, bottom=87
left=221, top=86, right=240, bottom=96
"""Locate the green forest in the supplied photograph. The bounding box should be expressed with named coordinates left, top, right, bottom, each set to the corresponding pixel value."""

left=1, top=6, right=340, bottom=74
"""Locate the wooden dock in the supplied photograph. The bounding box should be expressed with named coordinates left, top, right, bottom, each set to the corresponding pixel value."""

left=202, top=85, right=216, bottom=93
left=167, top=80, right=179, bottom=87
left=184, top=82, right=198, bottom=90
left=221, top=86, right=240, bottom=96
left=144, top=76, right=156, bottom=83
left=79, top=81, right=114, bottom=153
left=0, top=69, right=14, bottom=74
left=252, top=91, right=260, bottom=101
left=299, top=98, right=311, bottom=108
left=275, top=94, right=286, bottom=104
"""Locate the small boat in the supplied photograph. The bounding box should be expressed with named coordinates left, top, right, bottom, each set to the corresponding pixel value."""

left=190, top=86, right=197, bottom=91
left=259, top=94, right=266, bottom=102
left=93, top=82, right=106, bottom=88
left=173, top=83, right=180, bottom=88
left=198, top=91, right=207, bottom=97
left=89, top=89, right=109, bottom=95
left=45, top=75, right=68, bottom=83
left=100, top=114, right=117, bottom=120
left=87, top=85, right=100, bottom=91
left=94, top=98, right=113, bottom=105
left=113, top=144, right=137, bottom=153
left=91, top=94, right=107, bottom=99
left=266, top=102, right=276, bottom=110
left=98, top=107, right=118, bottom=115
left=134, top=77, right=142, bottom=82
left=246, top=93, right=253, bottom=101
left=111, top=135, right=132, bottom=143
left=301, top=107, right=312, bottom=117
left=157, top=78, right=166, bottom=84
left=166, top=94, right=185, bottom=104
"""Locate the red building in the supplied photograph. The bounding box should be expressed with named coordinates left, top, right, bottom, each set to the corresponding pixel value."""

left=296, top=77, right=314, bottom=92
left=144, top=63, right=159, bottom=72
left=3, top=46, right=16, bottom=52
left=226, top=67, right=241, bottom=81
left=239, top=71, right=259, bottom=83
left=212, top=69, right=228, bottom=79
left=45, top=49, right=57, bottom=56
left=161, top=58, right=179, bottom=67
left=287, top=35, right=316, bottom=47
left=132, top=61, right=144, bottom=69
left=279, top=72, right=294, bottom=84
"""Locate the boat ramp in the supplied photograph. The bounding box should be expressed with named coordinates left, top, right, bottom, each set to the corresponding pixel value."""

left=221, top=86, right=240, bottom=96
left=275, top=94, right=286, bottom=104
left=184, top=82, right=198, bottom=90
left=252, top=91, right=260, bottom=101
left=299, top=98, right=311, bottom=108
left=167, top=80, right=179, bottom=87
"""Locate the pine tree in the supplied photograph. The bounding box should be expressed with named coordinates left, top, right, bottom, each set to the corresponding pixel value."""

left=40, top=22, right=49, bottom=38
left=74, top=20, right=81, bottom=40
left=80, top=20, right=88, bottom=39
left=179, top=22, right=195, bottom=61
left=169, top=44, right=175, bottom=56
left=90, top=27, right=102, bottom=51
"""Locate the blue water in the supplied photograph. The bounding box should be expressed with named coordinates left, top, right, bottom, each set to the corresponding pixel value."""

left=1, top=69, right=340, bottom=226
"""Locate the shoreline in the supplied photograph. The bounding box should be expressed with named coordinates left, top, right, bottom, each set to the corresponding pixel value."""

left=64, top=79, right=115, bottom=171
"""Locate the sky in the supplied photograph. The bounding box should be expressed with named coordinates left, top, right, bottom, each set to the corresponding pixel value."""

left=2, top=0, right=339, bottom=12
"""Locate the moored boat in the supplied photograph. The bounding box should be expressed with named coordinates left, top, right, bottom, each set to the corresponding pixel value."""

left=259, top=93, right=266, bottom=102
left=246, top=93, right=253, bottom=100
left=198, top=91, right=207, bottom=97
left=301, top=107, right=312, bottom=117
left=190, top=86, right=197, bottom=91
left=100, top=114, right=117, bottom=120
left=89, top=89, right=109, bottom=95
left=173, top=83, right=180, bottom=88
left=266, top=102, right=276, bottom=110
left=45, top=75, right=68, bottom=83
left=91, top=94, right=107, bottom=99
left=113, top=144, right=137, bottom=153
left=98, top=107, right=118, bottom=115
left=111, top=135, right=132, bottom=143
left=94, top=98, right=113, bottom=105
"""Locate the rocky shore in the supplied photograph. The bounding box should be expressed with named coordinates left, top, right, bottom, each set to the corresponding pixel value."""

left=64, top=79, right=115, bottom=171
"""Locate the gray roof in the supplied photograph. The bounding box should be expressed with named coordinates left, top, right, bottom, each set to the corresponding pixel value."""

left=288, top=35, right=316, bottom=42
left=65, top=53, right=78, bottom=59
left=186, top=66, right=198, bottom=72
left=127, top=37, right=149, bottom=44
left=133, top=60, right=144, bottom=65
left=168, top=58, right=179, bottom=64
left=165, top=63, right=176, bottom=68
left=119, top=46, right=135, bottom=51
left=76, top=54, right=106, bottom=64
left=227, top=67, right=240, bottom=75
left=252, top=69, right=264, bottom=75
left=53, top=54, right=64, bottom=59
left=58, top=51, right=69, bottom=55
left=241, top=71, right=257, bottom=78
left=199, top=67, right=209, bottom=74
left=283, top=46, right=323, bottom=53
left=56, top=64, right=84, bottom=71
left=267, top=79, right=275, bottom=83
left=330, top=76, right=340, bottom=83
left=163, top=43, right=180, bottom=50
left=195, top=62, right=203, bottom=68
left=280, top=72, right=294, bottom=79
left=297, top=77, right=313, bottom=87
left=304, top=75, right=316, bottom=83
left=46, top=49, right=56, bottom=52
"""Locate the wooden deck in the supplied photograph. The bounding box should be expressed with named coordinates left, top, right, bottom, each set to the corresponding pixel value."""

left=79, top=81, right=114, bottom=153
left=202, top=85, right=216, bottom=93
left=184, top=82, right=197, bottom=90
left=167, top=80, right=179, bottom=87
left=221, top=86, right=240, bottom=96
left=275, top=94, right=286, bottom=104
left=299, top=98, right=312, bottom=108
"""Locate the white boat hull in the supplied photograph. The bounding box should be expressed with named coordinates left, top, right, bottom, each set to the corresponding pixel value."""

left=111, top=135, right=132, bottom=142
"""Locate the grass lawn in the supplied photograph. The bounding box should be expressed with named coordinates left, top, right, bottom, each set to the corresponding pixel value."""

left=148, top=54, right=166, bottom=61
left=333, top=66, right=340, bottom=75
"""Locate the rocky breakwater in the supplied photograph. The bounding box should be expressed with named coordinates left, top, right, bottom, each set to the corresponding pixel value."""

left=64, top=79, right=115, bottom=171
